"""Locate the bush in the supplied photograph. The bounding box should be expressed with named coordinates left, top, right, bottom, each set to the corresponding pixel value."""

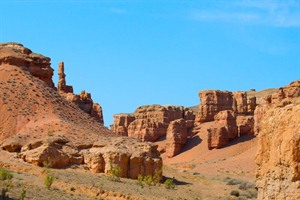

left=20, top=188, right=27, bottom=200
left=0, top=167, right=13, bottom=180
left=143, top=175, right=153, bottom=186
left=137, top=174, right=144, bottom=188
left=44, top=173, right=54, bottom=190
left=0, top=167, right=14, bottom=199
left=153, top=167, right=162, bottom=186
left=164, top=179, right=175, bottom=189
left=108, top=163, right=121, bottom=182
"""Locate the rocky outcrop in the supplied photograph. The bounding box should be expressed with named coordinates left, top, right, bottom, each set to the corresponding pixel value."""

left=254, top=80, right=300, bottom=199
left=207, top=110, right=238, bottom=149
left=255, top=98, right=300, bottom=200
left=57, top=63, right=104, bottom=125
left=111, top=114, right=136, bottom=136
left=195, top=90, right=256, bottom=124
left=166, top=119, right=187, bottom=158
left=269, top=80, right=300, bottom=104
left=236, top=115, right=254, bottom=136
left=233, top=91, right=248, bottom=115
left=126, top=105, right=195, bottom=142
left=16, top=136, right=162, bottom=179
left=83, top=137, right=162, bottom=179
left=195, top=90, right=234, bottom=123
left=57, top=61, right=73, bottom=94
left=0, top=42, right=55, bottom=88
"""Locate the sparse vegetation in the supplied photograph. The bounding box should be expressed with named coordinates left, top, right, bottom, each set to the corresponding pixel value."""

left=0, top=167, right=14, bottom=199
left=108, top=162, right=121, bottom=182
left=19, top=188, right=27, bottom=200
left=164, top=179, right=175, bottom=189
left=44, top=173, right=54, bottom=190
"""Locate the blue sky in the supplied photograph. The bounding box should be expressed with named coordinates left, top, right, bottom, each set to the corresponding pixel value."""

left=1, top=0, right=299, bottom=126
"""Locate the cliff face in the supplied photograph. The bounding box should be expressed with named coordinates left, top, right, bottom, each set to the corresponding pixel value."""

left=255, top=80, right=300, bottom=200
left=0, top=42, right=54, bottom=88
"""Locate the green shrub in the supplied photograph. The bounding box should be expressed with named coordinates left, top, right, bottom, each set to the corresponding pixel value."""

left=143, top=175, right=153, bottom=186
left=164, top=179, right=175, bottom=189
left=0, top=167, right=13, bottom=180
left=20, top=188, right=27, bottom=200
left=153, top=167, right=162, bottom=185
left=44, top=173, right=54, bottom=190
left=108, top=162, right=121, bottom=182
left=137, top=174, right=144, bottom=188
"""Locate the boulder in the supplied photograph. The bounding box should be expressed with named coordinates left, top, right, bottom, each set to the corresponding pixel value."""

left=166, top=119, right=188, bottom=158
left=207, top=110, right=238, bottom=149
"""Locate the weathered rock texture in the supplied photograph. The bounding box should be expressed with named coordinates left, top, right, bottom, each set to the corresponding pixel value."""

left=83, top=137, right=162, bottom=179
left=126, top=105, right=194, bottom=142
left=166, top=119, right=188, bottom=158
left=254, top=80, right=300, bottom=199
left=194, top=89, right=257, bottom=149
left=255, top=98, right=300, bottom=200
left=195, top=90, right=235, bottom=123
left=57, top=61, right=73, bottom=94
left=57, top=62, right=104, bottom=125
left=207, top=110, right=238, bottom=149
left=0, top=42, right=54, bottom=88
left=195, top=90, right=255, bottom=124
left=111, top=114, right=136, bottom=136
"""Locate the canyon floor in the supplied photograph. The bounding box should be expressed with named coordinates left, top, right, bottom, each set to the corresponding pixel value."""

left=0, top=130, right=257, bottom=200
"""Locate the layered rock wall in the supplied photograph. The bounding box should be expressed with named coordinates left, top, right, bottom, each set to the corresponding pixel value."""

left=207, top=110, right=238, bottom=149
left=255, top=98, right=300, bottom=200
left=0, top=42, right=54, bottom=88
left=125, top=105, right=194, bottom=142
left=166, top=119, right=188, bottom=158
left=255, top=80, right=300, bottom=199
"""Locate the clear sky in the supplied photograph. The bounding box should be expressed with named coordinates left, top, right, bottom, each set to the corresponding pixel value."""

left=1, top=0, right=300, bottom=126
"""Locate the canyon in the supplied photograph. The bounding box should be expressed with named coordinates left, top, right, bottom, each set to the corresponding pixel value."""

left=0, top=42, right=299, bottom=200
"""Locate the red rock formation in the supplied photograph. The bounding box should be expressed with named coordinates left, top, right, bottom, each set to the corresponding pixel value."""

left=195, top=90, right=235, bottom=124
left=247, top=96, right=257, bottom=114
left=126, top=105, right=195, bottom=142
left=236, top=115, right=254, bottom=136
left=233, top=91, right=248, bottom=115
left=0, top=42, right=54, bottom=88
left=166, top=119, right=188, bottom=158
left=207, top=110, right=238, bottom=149
left=83, top=137, right=162, bottom=179
left=57, top=61, right=73, bottom=94
left=58, top=62, right=104, bottom=125
left=255, top=98, right=300, bottom=200
left=111, top=114, right=135, bottom=136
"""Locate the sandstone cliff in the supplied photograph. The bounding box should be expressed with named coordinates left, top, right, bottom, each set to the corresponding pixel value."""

left=194, top=89, right=256, bottom=149
left=0, top=42, right=54, bottom=88
left=255, top=80, right=300, bottom=200
left=113, top=105, right=195, bottom=142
